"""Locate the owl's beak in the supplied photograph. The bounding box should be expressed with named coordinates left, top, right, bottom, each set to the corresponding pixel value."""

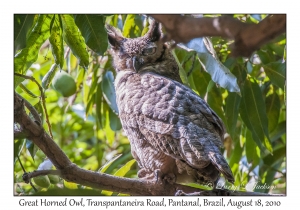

left=132, top=56, right=141, bottom=72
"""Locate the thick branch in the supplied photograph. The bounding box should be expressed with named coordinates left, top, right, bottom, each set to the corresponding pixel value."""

left=14, top=93, right=71, bottom=169
left=150, top=14, right=286, bottom=57
left=14, top=92, right=281, bottom=196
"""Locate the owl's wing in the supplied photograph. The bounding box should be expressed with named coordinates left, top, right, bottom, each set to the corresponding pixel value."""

left=117, top=72, right=233, bottom=182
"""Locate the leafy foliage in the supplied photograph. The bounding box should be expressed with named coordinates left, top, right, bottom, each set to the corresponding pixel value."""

left=14, top=14, right=286, bottom=195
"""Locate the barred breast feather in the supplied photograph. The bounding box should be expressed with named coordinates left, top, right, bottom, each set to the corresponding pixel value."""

left=114, top=70, right=234, bottom=184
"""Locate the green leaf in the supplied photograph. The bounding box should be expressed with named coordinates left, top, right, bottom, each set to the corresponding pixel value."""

left=33, top=101, right=44, bottom=124
left=207, top=85, right=226, bottom=123
left=263, top=145, right=285, bottom=167
left=49, top=15, right=64, bottom=68
left=206, top=80, right=215, bottom=92
left=64, top=180, right=78, bottom=189
left=103, top=102, right=115, bottom=146
left=104, top=153, right=133, bottom=174
left=245, top=128, right=260, bottom=169
left=76, top=67, right=85, bottom=89
left=122, top=14, right=142, bottom=38
left=113, top=159, right=136, bottom=177
left=257, top=50, right=272, bottom=64
left=239, top=96, right=263, bottom=150
left=109, top=108, right=122, bottom=131
left=61, top=14, right=89, bottom=69
left=172, top=50, right=189, bottom=86
left=34, top=188, right=108, bottom=196
left=246, top=61, right=253, bottom=73
left=267, top=43, right=285, bottom=57
left=87, top=64, right=100, bottom=102
left=14, top=139, right=25, bottom=163
left=178, top=37, right=240, bottom=93
left=241, top=78, right=272, bottom=153
left=266, top=92, right=281, bottom=133
left=83, top=72, right=94, bottom=116
left=14, top=14, right=53, bottom=88
left=141, top=19, right=149, bottom=36
left=42, top=63, right=59, bottom=89
left=33, top=175, right=51, bottom=189
left=192, top=69, right=211, bottom=98
left=270, top=121, right=286, bottom=142
left=98, top=154, right=122, bottom=173
left=101, top=71, right=118, bottom=114
left=229, top=138, right=243, bottom=173
left=14, top=14, right=35, bottom=53
left=258, top=162, right=281, bottom=193
left=264, top=61, right=286, bottom=89
left=181, top=51, right=199, bottom=91
left=95, top=84, right=103, bottom=128
left=74, top=14, right=108, bottom=55
left=85, top=94, right=95, bottom=117
left=106, top=15, right=119, bottom=27
left=25, top=139, right=38, bottom=161
left=102, top=159, right=136, bottom=196
left=225, top=92, right=241, bottom=138
left=232, top=63, right=247, bottom=85
left=283, top=45, right=286, bottom=61
left=19, top=83, right=38, bottom=98
left=257, top=144, right=285, bottom=192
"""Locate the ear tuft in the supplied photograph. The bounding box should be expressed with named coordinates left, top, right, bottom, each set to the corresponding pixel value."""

left=144, top=20, right=162, bottom=42
left=105, top=24, right=124, bottom=48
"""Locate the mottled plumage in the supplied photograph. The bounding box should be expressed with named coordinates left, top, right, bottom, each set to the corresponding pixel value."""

left=106, top=20, right=234, bottom=186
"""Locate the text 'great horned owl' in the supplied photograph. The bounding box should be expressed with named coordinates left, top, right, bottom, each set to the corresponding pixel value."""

left=106, top=20, right=234, bottom=187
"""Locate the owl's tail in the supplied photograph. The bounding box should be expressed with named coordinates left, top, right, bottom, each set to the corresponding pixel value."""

left=208, top=152, right=235, bottom=184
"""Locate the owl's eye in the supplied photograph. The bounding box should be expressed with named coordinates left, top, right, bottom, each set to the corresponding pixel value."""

left=142, top=47, right=156, bottom=56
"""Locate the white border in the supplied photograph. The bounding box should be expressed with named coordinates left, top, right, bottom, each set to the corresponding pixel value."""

left=3, top=0, right=297, bottom=208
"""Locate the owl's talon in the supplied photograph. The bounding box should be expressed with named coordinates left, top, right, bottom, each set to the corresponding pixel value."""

left=137, top=168, right=147, bottom=178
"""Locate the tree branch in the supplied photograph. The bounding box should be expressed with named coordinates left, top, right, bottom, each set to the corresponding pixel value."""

left=150, top=14, right=286, bottom=57
left=14, top=73, right=53, bottom=138
left=14, top=92, right=282, bottom=196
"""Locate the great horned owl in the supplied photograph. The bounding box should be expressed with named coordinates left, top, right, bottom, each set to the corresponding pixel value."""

left=106, top=20, right=234, bottom=187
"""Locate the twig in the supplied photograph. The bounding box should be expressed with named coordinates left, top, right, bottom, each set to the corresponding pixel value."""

left=22, top=170, right=61, bottom=183
left=17, top=156, right=26, bottom=173
left=17, top=156, right=38, bottom=192
left=29, top=180, right=38, bottom=192
left=14, top=73, right=53, bottom=139
left=16, top=93, right=41, bottom=124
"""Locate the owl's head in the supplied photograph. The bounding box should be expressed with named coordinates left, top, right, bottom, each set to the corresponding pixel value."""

left=106, top=20, right=181, bottom=82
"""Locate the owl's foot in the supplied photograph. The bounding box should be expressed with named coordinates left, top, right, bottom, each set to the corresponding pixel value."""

left=137, top=168, right=148, bottom=178
left=138, top=169, right=176, bottom=185
left=137, top=169, right=164, bottom=184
